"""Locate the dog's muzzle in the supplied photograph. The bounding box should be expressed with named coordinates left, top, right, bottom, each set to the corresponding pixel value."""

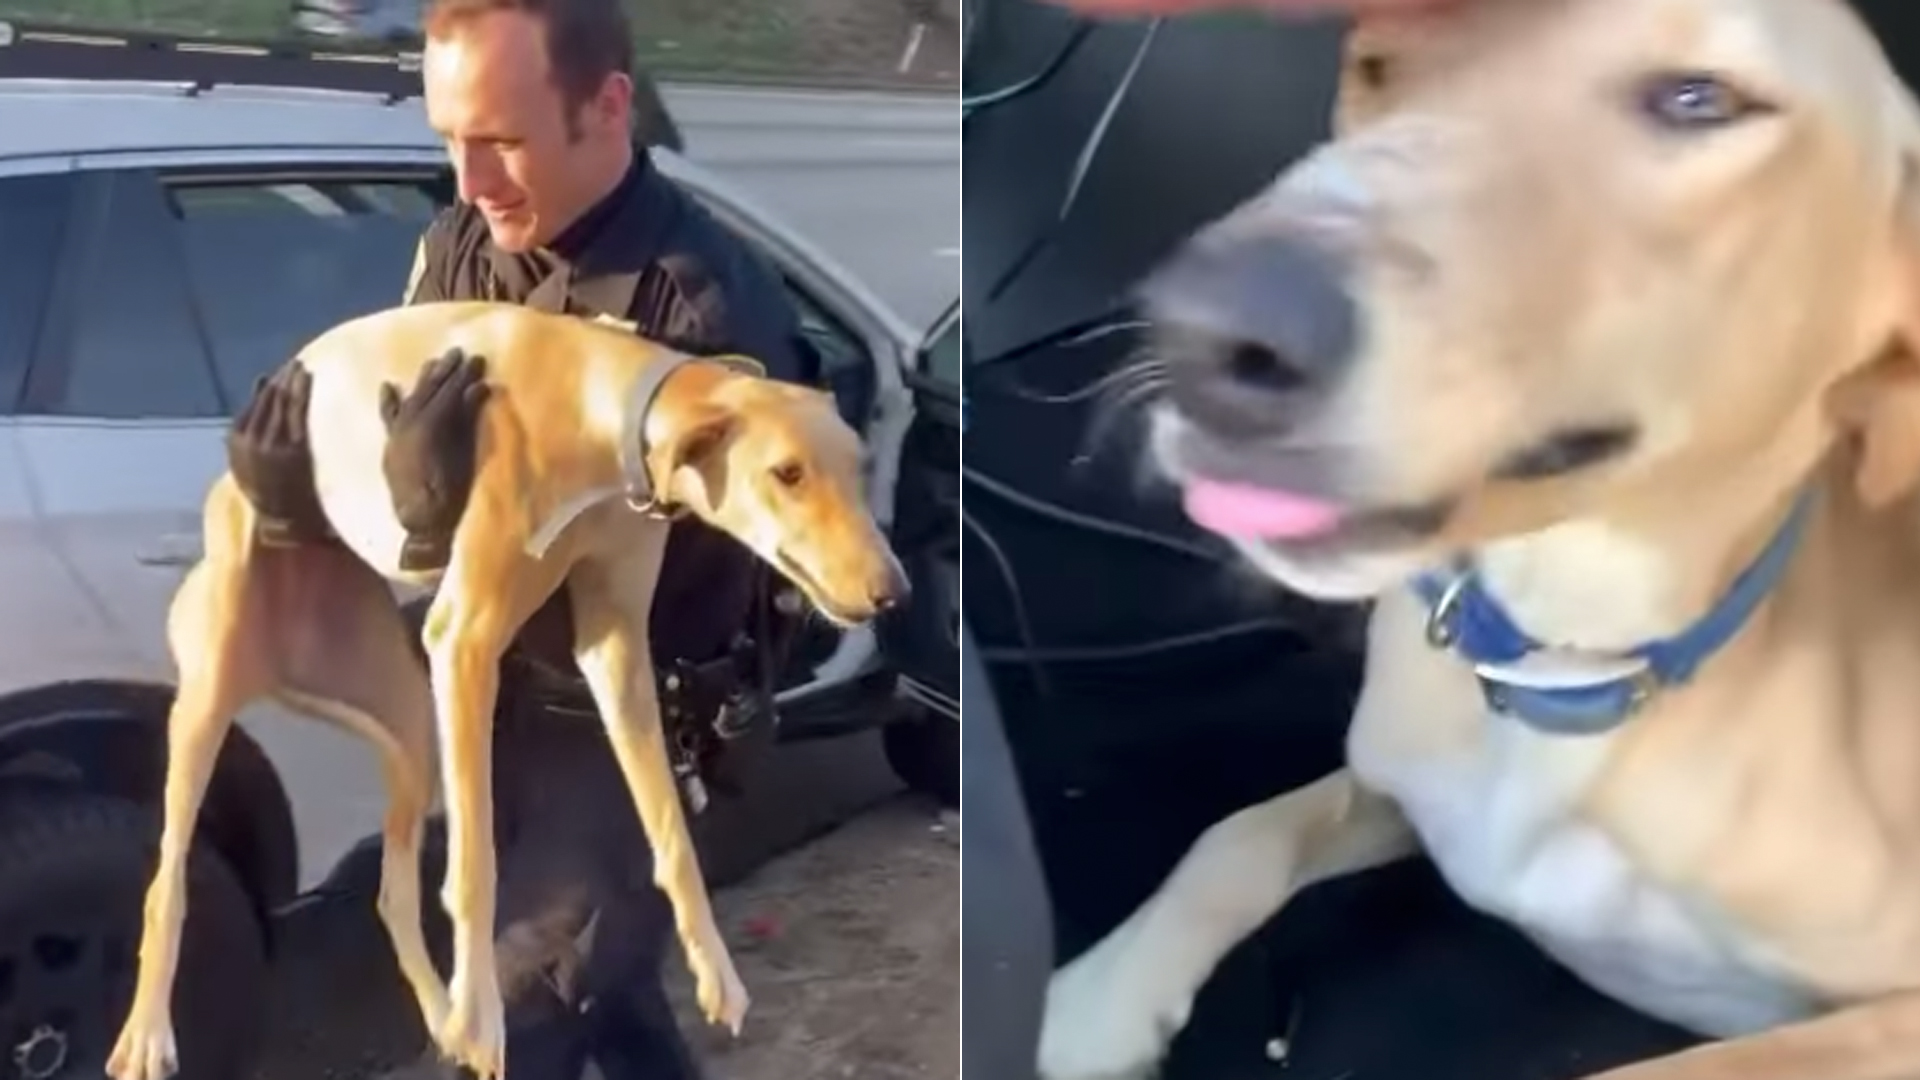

left=1142, top=231, right=1362, bottom=446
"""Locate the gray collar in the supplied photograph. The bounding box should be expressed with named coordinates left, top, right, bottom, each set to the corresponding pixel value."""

left=618, top=352, right=765, bottom=515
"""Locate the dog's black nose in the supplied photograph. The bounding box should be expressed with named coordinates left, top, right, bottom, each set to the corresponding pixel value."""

left=1140, top=233, right=1360, bottom=441
left=870, top=568, right=911, bottom=615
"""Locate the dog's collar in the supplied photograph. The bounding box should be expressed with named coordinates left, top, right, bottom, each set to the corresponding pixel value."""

left=1410, top=488, right=1817, bottom=736
left=617, top=352, right=766, bottom=518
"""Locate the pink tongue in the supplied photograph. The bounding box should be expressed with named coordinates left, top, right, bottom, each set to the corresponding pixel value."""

left=1182, top=479, right=1345, bottom=539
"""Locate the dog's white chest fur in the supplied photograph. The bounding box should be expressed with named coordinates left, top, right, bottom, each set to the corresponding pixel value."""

left=1347, top=593, right=1819, bottom=1038
left=303, top=364, right=440, bottom=585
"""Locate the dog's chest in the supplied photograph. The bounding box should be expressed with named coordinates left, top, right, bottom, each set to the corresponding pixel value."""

left=304, top=371, right=440, bottom=584
left=1345, top=597, right=1818, bottom=1037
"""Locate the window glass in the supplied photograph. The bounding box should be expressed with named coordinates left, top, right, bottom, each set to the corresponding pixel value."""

left=0, top=174, right=73, bottom=415
left=172, top=176, right=441, bottom=407
left=922, top=305, right=960, bottom=387
left=37, top=170, right=222, bottom=419
left=787, top=284, right=868, bottom=380
left=782, top=280, right=877, bottom=427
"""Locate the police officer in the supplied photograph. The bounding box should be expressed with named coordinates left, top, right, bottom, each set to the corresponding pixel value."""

left=222, top=0, right=811, bottom=1076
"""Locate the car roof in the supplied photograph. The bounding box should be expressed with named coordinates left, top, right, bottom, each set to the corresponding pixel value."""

left=0, top=78, right=443, bottom=162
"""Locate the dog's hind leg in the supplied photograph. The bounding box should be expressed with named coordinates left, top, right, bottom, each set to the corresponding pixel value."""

left=109, top=479, right=278, bottom=1080
left=271, top=542, right=449, bottom=1041
left=1038, top=769, right=1416, bottom=1080
left=567, top=548, right=749, bottom=1035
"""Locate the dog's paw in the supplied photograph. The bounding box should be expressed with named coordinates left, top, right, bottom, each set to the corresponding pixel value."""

left=436, top=974, right=506, bottom=1080
left=106, top=1013, right=180, bottom=1080
left=1037, top=928, right=1190, bottom=1080
left=693, top=953, right=751, bottom=1035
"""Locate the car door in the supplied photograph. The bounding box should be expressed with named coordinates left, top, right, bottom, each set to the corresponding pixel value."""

left=0, top=171, right=128, bottom=694
left=11, top=166, right=231, bottom=690
left=879, top=300, right=961, bottom=719
left=12, top=159, right=448, bottom=887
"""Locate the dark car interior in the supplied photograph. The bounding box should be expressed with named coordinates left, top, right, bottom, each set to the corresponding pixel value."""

left=961, top=2, right=1920, bottom=1077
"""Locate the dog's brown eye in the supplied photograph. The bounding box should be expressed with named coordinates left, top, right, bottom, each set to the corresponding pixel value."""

left=1354, top=54, right=1393, bottom=90
left=771, top=461, right=805, bottom=488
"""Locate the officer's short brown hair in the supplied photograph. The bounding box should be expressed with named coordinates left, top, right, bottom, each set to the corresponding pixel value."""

left=422, top=0, right=635, bottom=116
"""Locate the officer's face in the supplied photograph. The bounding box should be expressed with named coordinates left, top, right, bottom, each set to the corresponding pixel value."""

left=423, top=10, right=632, bottom=252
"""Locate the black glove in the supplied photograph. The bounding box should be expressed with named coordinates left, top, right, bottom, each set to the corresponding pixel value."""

left=226, top=361, right=332, bottom=546
left=380, top=347, right=491, bottom=570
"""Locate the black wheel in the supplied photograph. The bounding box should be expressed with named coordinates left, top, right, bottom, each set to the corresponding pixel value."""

left=883, top=714, right=959, bottom=808
left=0, top=787, right=268, bottom=1080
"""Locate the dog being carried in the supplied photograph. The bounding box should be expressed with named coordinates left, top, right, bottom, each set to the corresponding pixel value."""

left=104, top=300, right=907, bottom=1080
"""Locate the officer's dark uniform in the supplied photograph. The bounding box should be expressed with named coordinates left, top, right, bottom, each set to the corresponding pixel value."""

left=402, top=146, right=809, bottom=1079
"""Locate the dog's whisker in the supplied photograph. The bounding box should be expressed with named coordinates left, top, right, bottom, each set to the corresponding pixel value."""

left=1078, top=388, right=1162, bottom=458
left=1075, top=357, right=1171, bottom=468
left=1010, top=354, right=1167, bottom=407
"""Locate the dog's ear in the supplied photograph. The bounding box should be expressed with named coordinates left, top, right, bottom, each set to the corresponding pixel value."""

left=655, top=407, right=737, bottom=500
left=669, top=413, right=733, bottom=474
left=1832, top=351, right=1920, bottom=508
left=1836, top=135, right=1920, bottom=508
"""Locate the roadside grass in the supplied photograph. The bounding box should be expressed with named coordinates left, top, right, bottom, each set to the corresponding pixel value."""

left=0, top=0, right=838, bottom=82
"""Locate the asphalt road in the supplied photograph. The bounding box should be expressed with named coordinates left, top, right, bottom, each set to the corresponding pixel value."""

left=667, top=83, right=959, bottom=329
left=251, top=86, right=958, bottom=1080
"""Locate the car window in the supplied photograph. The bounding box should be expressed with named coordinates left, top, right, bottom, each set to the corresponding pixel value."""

left=781, top=279, right=879, bottom=427
left=922, top=305, right=960, bottom=388
left=171, top=174, right=442, bottom=408
left=0, top=174, right=74, bottom=416
left=28, top=169, right=223, bottom=419
left=787, top=284, right=868, bottom=378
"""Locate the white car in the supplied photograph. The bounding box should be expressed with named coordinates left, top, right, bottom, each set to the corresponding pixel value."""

left=0, top=19, right=959, bottom=1080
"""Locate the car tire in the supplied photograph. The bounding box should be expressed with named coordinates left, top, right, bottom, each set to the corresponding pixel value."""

left=883, top=713, right=959, bottom=808
left=0, top=786, right=268, bottom=1080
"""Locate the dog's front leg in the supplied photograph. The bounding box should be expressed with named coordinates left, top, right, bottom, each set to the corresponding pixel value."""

left=420, top=596, right=512, bottom=1080
left=1038, top=768, right=1417, bottom=1080
left=420, top=548, right=567, bottom=1080
left=1578, top=996, right=1920, bottom=1080
left=567, top=550, right=749, bottom=1035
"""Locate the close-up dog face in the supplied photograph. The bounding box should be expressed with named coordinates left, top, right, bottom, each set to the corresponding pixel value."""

left=1145, top=0, right=1920, bottom=601
left=655, top=376, right=909, bottom=626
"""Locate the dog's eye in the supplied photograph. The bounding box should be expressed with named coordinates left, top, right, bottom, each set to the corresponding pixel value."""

left=771, top=461, right=805, bottom=488
left=1636, top=72, right=1770, bottom=131
left=1494, top=424, right=1639, bottom=481
left=1353, top=53, right=1393, bottom=91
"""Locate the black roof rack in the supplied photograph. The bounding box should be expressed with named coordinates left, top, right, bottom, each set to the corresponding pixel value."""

left=0, top=17, right=423, bottom=102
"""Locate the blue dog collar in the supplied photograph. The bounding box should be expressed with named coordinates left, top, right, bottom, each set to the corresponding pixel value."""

left=1411, top=489, right=1817, bottom=736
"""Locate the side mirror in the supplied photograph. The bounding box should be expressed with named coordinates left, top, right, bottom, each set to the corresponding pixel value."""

left=631, top=71, right=686, bottom=154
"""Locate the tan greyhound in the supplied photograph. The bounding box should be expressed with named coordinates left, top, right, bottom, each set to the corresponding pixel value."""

left=103, top=299, right=907, bottom=1080
left=1038, top=1, right=1920, bottom=1079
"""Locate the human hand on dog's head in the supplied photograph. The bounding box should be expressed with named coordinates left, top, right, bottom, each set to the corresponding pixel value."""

left=1051, top=0, right=1462, bottom=16
left=646, top=368, right=909, bottom=627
